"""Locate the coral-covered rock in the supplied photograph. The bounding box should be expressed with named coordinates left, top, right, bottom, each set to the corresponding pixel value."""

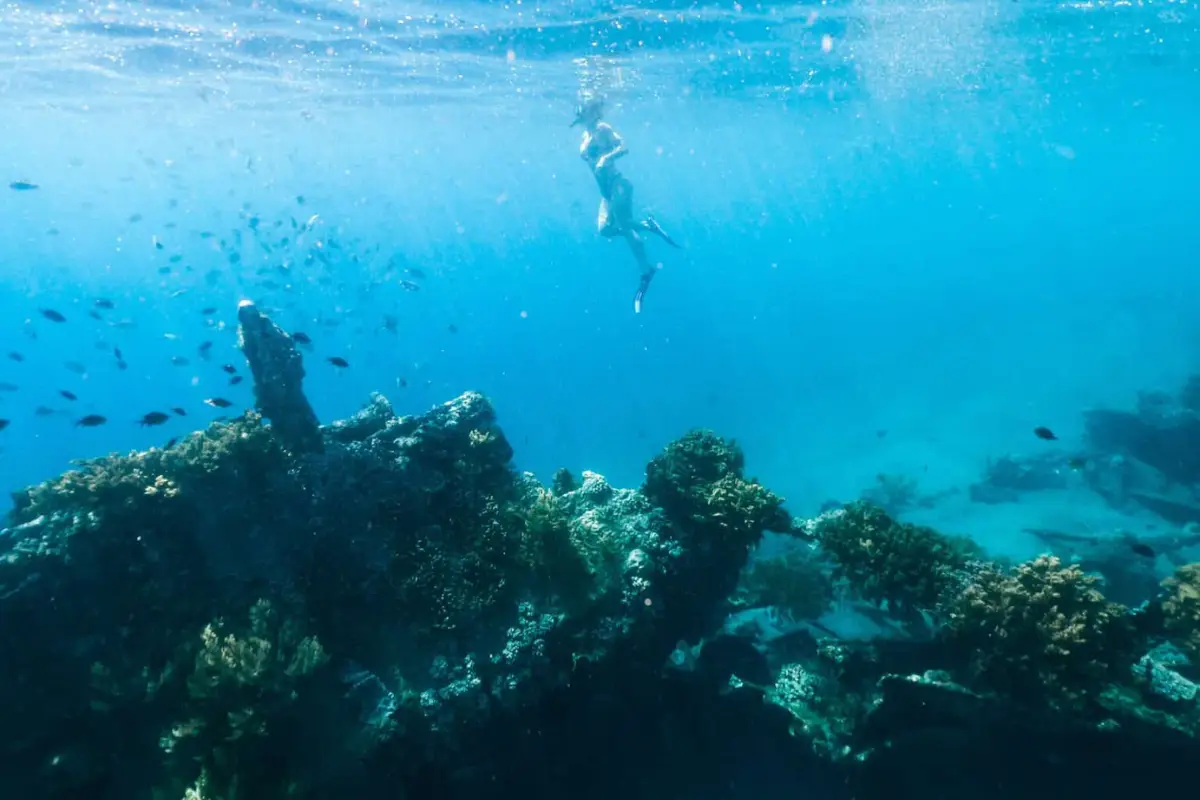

left=805, top=502, right=978, bottom=619
left=939, top=555, right=1136, bottom=708
left=0, top=391, right=787, bottom=799
left=1161, top=564, right=1200, bottom=660
left=237, top=299, right=323, bottom=454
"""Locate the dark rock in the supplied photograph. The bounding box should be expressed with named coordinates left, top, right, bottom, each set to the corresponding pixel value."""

left=237, top=299, right=323, bottom=453
left=1084, top=407, right=1200, bottom=486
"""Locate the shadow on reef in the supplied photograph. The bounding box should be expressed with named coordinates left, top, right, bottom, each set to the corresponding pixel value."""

left=0, top=302, right=1199, bottom=800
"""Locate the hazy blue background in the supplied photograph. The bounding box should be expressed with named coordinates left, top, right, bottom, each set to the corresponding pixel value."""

left=1, top=0, right=1199, bottom=556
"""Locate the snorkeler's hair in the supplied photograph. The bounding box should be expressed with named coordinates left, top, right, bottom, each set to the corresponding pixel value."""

left=570, top=95, right=606, bottom=127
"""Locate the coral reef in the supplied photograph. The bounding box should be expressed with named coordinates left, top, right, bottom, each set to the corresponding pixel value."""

left=0, top=307, right=796, bottom=798
left=939, top=555, right=1136, bottom=708
left=1161, top=564, right=1200, bottom=661
left=803, top=502, right=979, bottom=621
left=4, top=305, right=1200, bottom=800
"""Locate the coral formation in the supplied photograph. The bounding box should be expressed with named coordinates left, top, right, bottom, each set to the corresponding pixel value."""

left=939, top=555, right=1136, bottom=708
left=4, top=304, right=1200, bottom=800
left=1161, top=564, right=1200, bottom=661
left=805, top=502, right=978, bottom=619
left=236, top=299, right=322, bottom=454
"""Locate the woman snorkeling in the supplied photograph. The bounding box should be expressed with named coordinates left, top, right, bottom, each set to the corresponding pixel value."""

left=572, top=97, right=680, bottom=313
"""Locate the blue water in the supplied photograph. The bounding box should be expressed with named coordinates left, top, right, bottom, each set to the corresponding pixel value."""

left=1, top=0, right=1198, bottom=555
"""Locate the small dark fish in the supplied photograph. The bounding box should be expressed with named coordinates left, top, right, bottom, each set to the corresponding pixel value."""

left=404, top=267, right=426, bottom=280
left=139, top=411, right=170, bottom=426
left=228, top=252, right=241, bottom=264
left=76, top=414, right=107, bottom=427
left=171, top=407, right=187, bottom=417
left=169, top=254, right=183, bottom=264
left=157, top=266, right=172, bottom=275
left=59, top=390, right=78, bottom=401
left=7, top=352, right=23, bottom=362
left=876, top=429, right=888, bottom=439
left=88, top=310, right=104, bottom=321
left=1130, top=542, right=1156, bottom=559
left=128, top=213, right=143, bottom=223
left=0, top=382, right=18, bottom=392
left=164, top=436, right=179, bottom=449
left=1033, top=426, right=1057, bottom=441
left=63, top=361, right=87, bottom=375
left=204, top=397, right=232, bottom=408
left=447, top=324, right=458, bottom=334
left=116, top=360, right=128, bottom=371
left=296, top=195, right=305, bottom=205
left=221, top=364, right=237, bottom=374
left=34, top=405, right=56, bottom=417
left=383, top=314, right=398, bottom=334
left=200, top=307, right=217, bottom=316
left=399, top=279, right=421, bottom=292
left=292, top=331, right=312, bottom=345
left=1067, top=457, right=1087, bottom=470
left=0, top=419, right=8, bottom=431
left=171, top=356, right=190, bottom=367
left=229, top=375, right=243, bottom=386
left=113, top=347, right=123, bottom=361
left=397, top=378, right=408, bottom=388
left=327, top=356, right=349, bottom=368
left=39, top=309, right=67, bottom=323
left=198, top=341, right=213, bottom=359
left=94, top=298, right=115, bottom=310
left=9, top=181, right=39, bottom=191
left=155, top=241, right=164, bottom=251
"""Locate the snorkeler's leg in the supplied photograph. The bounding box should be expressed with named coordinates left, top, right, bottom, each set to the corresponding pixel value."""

left=633, top=268, right=655, bottom=314
left=638, top=214, right=681, bottom=248
left=625, top=232, right=659, bottom=314
left=597, top=198, right=613, bottom=235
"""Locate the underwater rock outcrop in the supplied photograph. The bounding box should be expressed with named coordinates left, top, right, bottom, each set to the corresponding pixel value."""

left=0, top=304, right=798, bottom=799
left=3, top=304, right=1200, bottom=799
left=968, top=452, right=1071, bottom=504
left=1084, top=382, right=1200, bottom=487
left=236, top=298, right=322, bottom=454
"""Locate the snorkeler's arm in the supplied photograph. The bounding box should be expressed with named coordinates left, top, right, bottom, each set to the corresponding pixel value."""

left=595, top=127, right=629, bottom=168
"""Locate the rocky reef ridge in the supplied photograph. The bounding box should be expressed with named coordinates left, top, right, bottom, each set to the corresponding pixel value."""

left=1, top=306, right=1199, bottom=800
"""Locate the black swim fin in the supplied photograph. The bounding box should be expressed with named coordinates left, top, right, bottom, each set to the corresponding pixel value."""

left=644, top=214, right=680, bottom=248
left=633, top=271, right=654, bottom=314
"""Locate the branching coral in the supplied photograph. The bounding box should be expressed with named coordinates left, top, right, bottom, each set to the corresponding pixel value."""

left=809, top=502, right=977, bottom=616
left=644, top=430, right=789, bottom=556
left=940, top=555, right=1135, bottom=708
left=551, top=467, right=578, bottom=496
left=187, top=598, right=327, bottom=700
left=160, top=598, right=329, bottom=798
left=515, top=487, right=594, bottom=608
left=10, top=412, right=284, bottom=525
left=1160, top=563, right=1200, bottom=660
